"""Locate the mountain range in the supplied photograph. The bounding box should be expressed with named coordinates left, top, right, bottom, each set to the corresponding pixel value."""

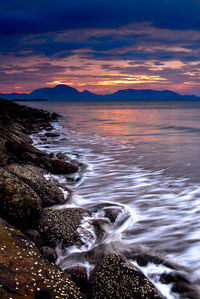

left=0, top=84, right=199, bottom=101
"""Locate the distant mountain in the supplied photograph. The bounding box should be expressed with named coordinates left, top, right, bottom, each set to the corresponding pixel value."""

left=0, top=84, right=199, bottom=101
left=30, top=84, right=81, bottom=100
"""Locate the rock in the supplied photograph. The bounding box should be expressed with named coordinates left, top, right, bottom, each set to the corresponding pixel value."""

left=66, top=266, right=88, bottom=294
left=104, top=208, right=121, bottom=223
left=0, top=137, right=8, bottom=166
left=56, top=152, right=69, bottom=160
left=0, top=168, right=42, bottom=229
left=37, top=208, right=91, bottom=248
left=40, top=246, right=57, bottom=263
left=25, top=229, right=43, bottom=247
left=41, top=158, right=78, bottom=174
left=0, top=217, right=84, bottom=298
left=160, top=272, right=189, bottom=285
left=89, top=254, right=162, bottom=298
left=45, top=132, right=60, bottom=137
left=7, top=164, right=65, bottom=207
left=172, top=282, right=196, bottom=298
left=5, top=138, right=44, bottom=158
left=160, top=272, right=198, bottom=298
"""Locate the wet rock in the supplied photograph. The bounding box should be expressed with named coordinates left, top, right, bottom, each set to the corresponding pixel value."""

left=172, top=282, right=195, bottom=297
left=160, top=272, right=198, bottom=299
left=0, top=168, right=42, bottom=229
left=26, top=229, right=43, bottom=247
left=66, top=266, right=88, bottom=294
left=0, top=217, right=84, bottom=298
left=37, top=208, right=91, bottom=248
left=0, top=137, right=8, bottom=166
left=40, top=246, right=57, bottom=263
left=41, top=158, right=78, bottom=174
left=104, top=208, right=121, bottom=223
left=45, top=132, right=60, bottom=138
left=89, top=254, right=162, bottom=298
left=56, top=152, right=70, bottom=160
left=160, top=272, right=189, bottom=285
left=7, top=164, right=65, bottom=207
left=0, top=98, right=60, bottom=134
left=5, top=138, right=44, bottom=158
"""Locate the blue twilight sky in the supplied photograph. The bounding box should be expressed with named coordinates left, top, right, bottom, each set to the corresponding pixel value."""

left=1, top=0, right=200, bottom=95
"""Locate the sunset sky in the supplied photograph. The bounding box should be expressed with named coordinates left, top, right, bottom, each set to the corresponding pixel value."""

left=1, top=0, right=200, bottom=95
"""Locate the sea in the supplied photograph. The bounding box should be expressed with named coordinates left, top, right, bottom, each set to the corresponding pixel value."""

left=25, top=100, right=200, bottom=298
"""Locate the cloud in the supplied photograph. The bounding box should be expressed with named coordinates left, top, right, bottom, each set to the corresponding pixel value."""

left=1, top=1, right=200, bottom=95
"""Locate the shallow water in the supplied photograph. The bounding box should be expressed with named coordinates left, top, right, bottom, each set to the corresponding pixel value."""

left=27, top=100, right=200, bottom=297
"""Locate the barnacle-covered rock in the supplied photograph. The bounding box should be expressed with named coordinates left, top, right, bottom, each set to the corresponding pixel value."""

left=37, top=208, right=91, bottom=248
left=0, top=217, right=84, bottom=298
left=7, top=164, right=65, bottom=207
left=0, top=168, right=42, bottom=228
left=89, top=254, right=162, bottom=298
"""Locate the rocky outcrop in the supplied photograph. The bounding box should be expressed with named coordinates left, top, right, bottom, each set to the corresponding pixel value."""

left=6, top=164, right=65, bottom=207
left=0, top=217, right=84, bottom=298
left=37, top=208, right=91, bottom=248
left=41, top=158, right=78, bottom=174
left=89, top=254, right=162, bottom=298
left=0, top=168, right=42, bottom=229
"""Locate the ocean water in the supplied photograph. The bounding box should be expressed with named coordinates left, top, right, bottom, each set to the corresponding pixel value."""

left=26, top=100, right=200, bottom=297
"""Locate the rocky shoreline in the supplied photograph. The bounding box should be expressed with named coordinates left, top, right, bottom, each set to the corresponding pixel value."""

left=0, top=98, right=197, bottom=298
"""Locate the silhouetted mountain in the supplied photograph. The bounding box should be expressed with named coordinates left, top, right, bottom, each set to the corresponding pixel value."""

left=105, top=89, right=199, bottom=100
left=30, top=84, right=81, bottom=100
left=0, top=84, right=199, bottom=101
left=0, top=93, right=30, bottom=100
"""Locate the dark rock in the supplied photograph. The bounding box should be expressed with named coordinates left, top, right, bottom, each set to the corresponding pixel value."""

left=45, top=132, right=60, bottom=138
left=26, top=229, right=43, bottom=247
left=66, top=266, right=88, bottom=294
left=41, top=158, right=78, bottom=174
left=89, top=254, right=162, bottom=298
left=0, top=168, right=42, bottom=228
left=160, top=272, right=189, bottom=285
left=7, top=164, right=65, bottom=207
left=0, top=137, right=8, bottom=166
left=0, top=217, right=83, bottom=298
left=40, top=246, right=57, bottom=263
left=37, top=208, right=91, bottom=248
left=104, top=208, right=121, bottom=223
left=172, top=282, right=195, bottom=296
left=56, top=152, right=70, bottom=160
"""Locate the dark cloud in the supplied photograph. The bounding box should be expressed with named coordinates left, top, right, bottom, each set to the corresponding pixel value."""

left=1, top=0, right=200, bottom=35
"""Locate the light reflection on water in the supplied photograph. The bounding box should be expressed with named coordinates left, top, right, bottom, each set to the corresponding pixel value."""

left=27, top=100, right=200, bottom=296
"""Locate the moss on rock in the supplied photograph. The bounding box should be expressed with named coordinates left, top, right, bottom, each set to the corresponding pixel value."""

left=89, top=254, right=162, bottom=298
left=0, top=168, right=42, bottom=228
left=7, top=164, right=65, bottom=207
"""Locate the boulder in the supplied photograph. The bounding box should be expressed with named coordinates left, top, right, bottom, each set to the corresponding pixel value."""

left=41, top=158, right=78, bottom=174
left=37, top=208, right=91, bottom=248
left=7, top=164, right=65, bottom=207
left=66, top=266, right=88, bottom=294
left=45, top=132, right=60, bottom=138
left=0, top=168, right=42, bottom=228
left=0, top=217, right=83, bottom=298
left=89, top=254, right=162, bottom=298
left=104, top=208, right=121, bottom=223
left=40, top=246, right=57, bottom=263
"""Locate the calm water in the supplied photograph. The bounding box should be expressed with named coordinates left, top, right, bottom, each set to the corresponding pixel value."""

left=27, top=101, right=200, bottom=297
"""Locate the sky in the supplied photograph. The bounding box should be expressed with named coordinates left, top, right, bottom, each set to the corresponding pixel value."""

left=1, top=0, right=200, bottom=95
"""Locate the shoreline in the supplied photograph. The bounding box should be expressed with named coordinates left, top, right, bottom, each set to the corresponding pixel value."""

left=0, top=98, right=198, bottom=298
